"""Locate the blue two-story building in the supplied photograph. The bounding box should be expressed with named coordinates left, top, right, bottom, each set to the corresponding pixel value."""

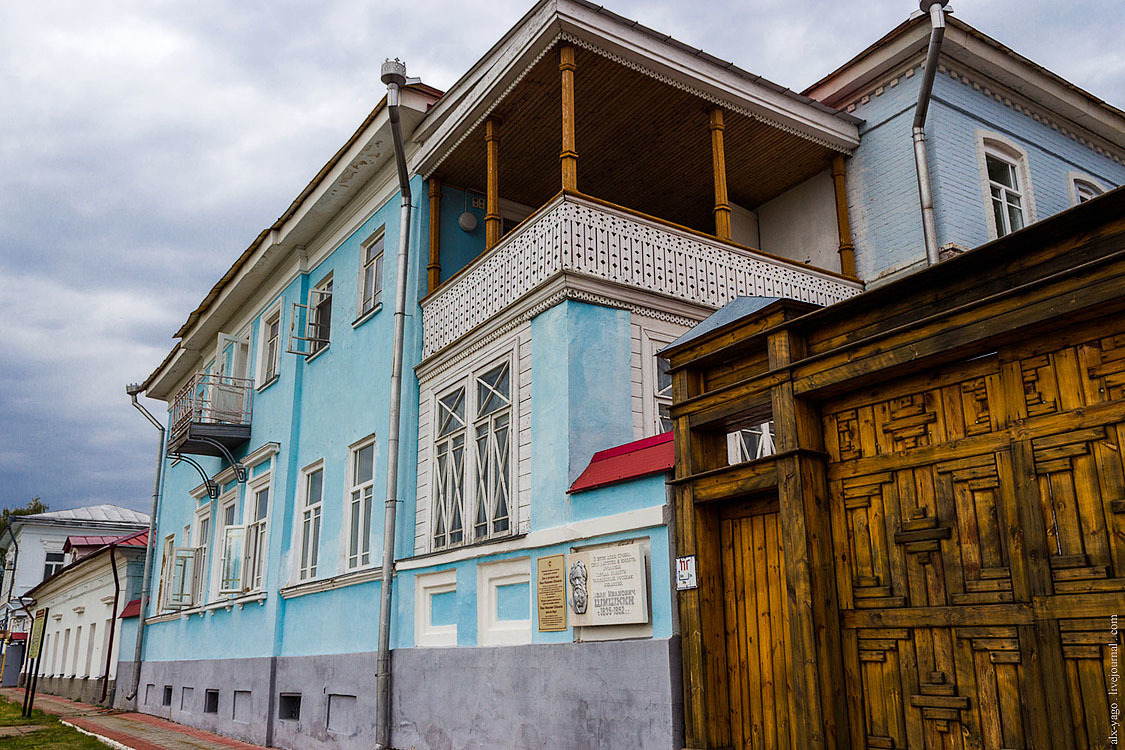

left=120, top=2, right=1125, bottom=749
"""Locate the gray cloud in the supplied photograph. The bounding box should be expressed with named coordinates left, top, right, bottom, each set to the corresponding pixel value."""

left=0, top=0, right=1120, bottom=512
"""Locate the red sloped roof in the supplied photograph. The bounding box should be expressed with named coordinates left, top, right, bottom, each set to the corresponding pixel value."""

left=64, top=530, right=148, bottom=554
left=119, top=599, right=142, bottom=619
left=568, top=432, right=674, bottom=494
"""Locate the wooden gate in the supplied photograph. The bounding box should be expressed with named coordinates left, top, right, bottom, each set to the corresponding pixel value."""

left=720, top=501, right=794, bottom=750
left=824, top=323, right=1125, bottom=750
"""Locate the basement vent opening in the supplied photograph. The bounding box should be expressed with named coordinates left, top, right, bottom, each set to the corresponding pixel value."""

left=279, top=693, right=302, bottom=721
left=162, top=686, right=173, bottom=707
left=204, top=689, right=219, bottom=714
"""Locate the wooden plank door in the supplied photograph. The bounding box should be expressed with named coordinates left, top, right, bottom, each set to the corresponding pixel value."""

left=721, top=502, right=794, bottom=750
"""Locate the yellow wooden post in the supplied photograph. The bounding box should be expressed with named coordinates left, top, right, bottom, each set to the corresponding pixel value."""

left=427, top=176, right=442, bottom=292
left=831, top=155, right=857, bottom=277
left=560, top=44, right=578, bottom=192
left=709, top=107, right=732, bottom=241
left=485, top=117, right=502, bottom=250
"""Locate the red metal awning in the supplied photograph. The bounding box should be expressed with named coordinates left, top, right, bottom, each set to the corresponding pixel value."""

left=568, top=432, right=674, bottom=494
left=119, top=599, right=142, bottom=619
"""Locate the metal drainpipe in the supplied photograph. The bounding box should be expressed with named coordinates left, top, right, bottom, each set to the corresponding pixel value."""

left=374, top=57, right=416, bottom=750
left=100, top=542, right=120, bottom=704
left=913, top=0, right=950, bottom=266
left=125, top=385, right=166, bottom=702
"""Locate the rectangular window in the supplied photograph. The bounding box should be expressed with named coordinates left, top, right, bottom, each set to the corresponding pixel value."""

left=43, top=551, right=65, bottom=581
left=310, top=277, right=333, bottom=355
left=432, top=357, right=515, bottom=550
left=347, top=441, right=375, bottom=570
left=299, top=465, right=324, bottom=580
left=359, top=231, right=384, bottom=317
left=244, top=481, right=270, bottom=591
left=204, top=689, right=219, bottom=714
left=262, top=309, right=281, bottom=383
left=727, top=422, right=776, bottom=465
left=985, top=153, right=1024, bottom=236
left=219, top=499, right=245, bottom=594
left=168, top=547, right=199, bottom=608
left=157, top=535, right=175, bottom=610
left=194, top=512, right=210, bottom=604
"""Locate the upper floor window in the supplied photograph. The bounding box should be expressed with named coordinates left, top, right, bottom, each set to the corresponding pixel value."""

left=359, top=231, right=384, bottom=318
left=347, top=439, right=375, bottom=570
left=310, top=276, right=333, bottom=355
left=298, top=463, right=324, bottom=580
left=433, top=358, right=513, bottom=550
left=977, top=133, right=1035, bottom=240
left=641, top=329, right=675, bottom=436
left=1069, top=174, right=1106, bottom=205
left=219, top=497, right=243, bottom=594
left=43, top=551, right=65, bottom=581
left=261, top=308, right=281, bottom=384
left=985, top=153, right=1025, bottom=236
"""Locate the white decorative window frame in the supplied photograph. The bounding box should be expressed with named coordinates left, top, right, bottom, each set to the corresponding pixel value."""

left=356, top=228, right=385, bottom=322
left=1067, top=171, right=1108, bottom=206
left=294, top=459, right=326, bottom=583
left=476, top=557, right=532, bottom=646
left=255, top=298, right=284, bottom=390
left=243, top=469, right=272, bottom=593
left=416, top=328, right=530, bottom=555
left=414, top=569, right=458, bottom=647
left=974, top=130, right=1037, bottom=240
left=343, top=434, right=377, bottom=572
left=638, top=323, right=683, bottom=439
left=192, top=503, right=212, bottom=606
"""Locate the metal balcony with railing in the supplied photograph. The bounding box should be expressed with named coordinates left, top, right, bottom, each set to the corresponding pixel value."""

left=168, top=373, right=253, bottom=458
left=420, top=192, right=863, bottom=358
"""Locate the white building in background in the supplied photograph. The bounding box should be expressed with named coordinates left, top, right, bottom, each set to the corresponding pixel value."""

left=0, top=504, right=148, bottom=685
left=21, top=530, right=148, bottom=705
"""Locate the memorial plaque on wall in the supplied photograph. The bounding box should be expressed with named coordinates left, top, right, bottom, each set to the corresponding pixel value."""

left=537, top=554, right=568, bottom=631
left=569, top=542, right=649, bottom=626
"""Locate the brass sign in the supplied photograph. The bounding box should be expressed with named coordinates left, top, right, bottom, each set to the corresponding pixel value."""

left=536, top=554, right=568, bottom=631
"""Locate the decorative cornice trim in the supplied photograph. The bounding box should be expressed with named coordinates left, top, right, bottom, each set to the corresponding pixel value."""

left=844, top=61, right=1125, bottom=164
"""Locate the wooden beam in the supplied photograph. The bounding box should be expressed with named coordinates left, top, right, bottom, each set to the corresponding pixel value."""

left=709, top=107, right=732, bottom=241
left=427, top=176, right=442, bottom=292
left=485, top=117, right=502, bottom=250
left=560, top=44, right=578, bottom=192
left=831, top=155, right=856, bottom=277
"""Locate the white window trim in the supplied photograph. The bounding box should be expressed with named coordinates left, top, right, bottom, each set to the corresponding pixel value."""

left=430, top=351, right=516, bottom=553
left=193, top=504, right=212, bottom=606
left=477, top=557, right=531, bottom=646
left=344, top=435, right=377, bottom=572
left=356, top=228, right=385, bottom=322
left=243, top=471, right=272, bottom=593
left=256, top=298, right=284, bottom=390
left=295, top=460, right=326, bottom=583
left=414, top=569, right=457, bottom=647
left=974, top=130, right=1036, bottom=240
left=217, top=492, right=244, bottom=596
left=641, top=329, right=675, bottom=437
left=1067, top=171, right=1108, bottom=206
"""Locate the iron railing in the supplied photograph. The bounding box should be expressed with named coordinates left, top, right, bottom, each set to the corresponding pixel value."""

left=170, top=373, right=253, bottom=438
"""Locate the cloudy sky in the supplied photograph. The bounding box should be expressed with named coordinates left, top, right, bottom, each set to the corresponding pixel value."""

left=1, top=0, right=1122, bottom=514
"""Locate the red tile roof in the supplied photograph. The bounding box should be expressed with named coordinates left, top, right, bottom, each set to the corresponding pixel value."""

left=64, top=530, right=148, bottom=554
left=568, top=432, right=674, bottom=494
left=119, top=598, right=142, bottom=619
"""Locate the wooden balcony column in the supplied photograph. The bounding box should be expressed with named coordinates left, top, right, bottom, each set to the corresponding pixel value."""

left=427, top=176, right=442, bottom=292
left=709, top=107, right=732, bottom=241
left=831, top=155, right=857, bottom=277
left=485, top=117, right=502, bottom=250
left=560, top=43, right=578, bottom=191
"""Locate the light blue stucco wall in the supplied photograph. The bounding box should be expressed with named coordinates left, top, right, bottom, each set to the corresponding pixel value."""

left=846, top=64, right=1125, bottom=283
left=531, top=301, right=633, bottom=532
left=436, top=185, right=487, bottom=283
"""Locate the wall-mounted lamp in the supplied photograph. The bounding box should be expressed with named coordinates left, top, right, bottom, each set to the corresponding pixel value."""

left=458, top=190, right=478, bottom=232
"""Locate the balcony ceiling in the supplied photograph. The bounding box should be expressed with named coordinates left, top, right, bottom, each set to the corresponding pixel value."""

left=435, top=43, right=840, bottom=234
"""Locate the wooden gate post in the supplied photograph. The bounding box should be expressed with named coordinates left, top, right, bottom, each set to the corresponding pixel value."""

left=767, top=329, right=849, bottom=750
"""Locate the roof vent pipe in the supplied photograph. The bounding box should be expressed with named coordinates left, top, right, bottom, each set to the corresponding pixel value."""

left=913, top=0, right=949, bottom=266
left=374, top=56, right=418, bottom=750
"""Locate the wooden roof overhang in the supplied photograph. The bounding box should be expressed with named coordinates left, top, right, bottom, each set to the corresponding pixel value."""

left=428, top=42, right=850, bottom=233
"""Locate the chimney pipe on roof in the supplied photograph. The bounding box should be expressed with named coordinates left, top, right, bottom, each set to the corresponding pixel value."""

left=913, top=0, right=950, bottom=266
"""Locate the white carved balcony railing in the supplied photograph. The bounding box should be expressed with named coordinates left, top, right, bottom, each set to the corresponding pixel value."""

left=421, top=192, right=862, bottom=357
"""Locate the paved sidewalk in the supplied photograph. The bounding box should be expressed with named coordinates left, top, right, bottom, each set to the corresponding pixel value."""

left=1, top=687, right=266, bottom=750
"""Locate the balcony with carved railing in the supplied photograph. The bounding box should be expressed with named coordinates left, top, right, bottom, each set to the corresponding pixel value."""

left=420, top=192, right=863, bottom=358
left=168, top=373, right=253, bottom=458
